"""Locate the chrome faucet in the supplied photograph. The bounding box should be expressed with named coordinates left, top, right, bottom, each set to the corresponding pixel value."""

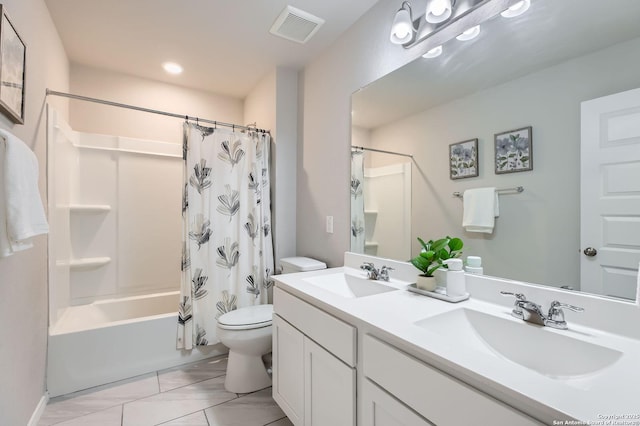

left=360, top=262, right=393, bottom=281
left=500, top=291, right=584, bottom=330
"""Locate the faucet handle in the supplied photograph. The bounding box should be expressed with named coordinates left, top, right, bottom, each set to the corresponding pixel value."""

left=500, top=291, right=526, bottom=300
left=546, top=301, right=584, bottom=329
left=379, top=266, right=394, bottom=281
left=500, top=291, right=526, bottom=319
left=360, top=262, right=375, bottom=270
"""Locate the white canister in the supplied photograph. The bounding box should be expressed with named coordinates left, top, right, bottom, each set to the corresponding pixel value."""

left=465, top=256, right=483, bottom=275
left=443, top=259, right=466, bottom=297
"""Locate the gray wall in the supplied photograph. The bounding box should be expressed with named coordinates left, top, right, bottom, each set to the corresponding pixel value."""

left=0, top=0, right=69, bottom=424
left=298, top=1, right=423, bottom=266
left=369, top=37, right=640, bottom=288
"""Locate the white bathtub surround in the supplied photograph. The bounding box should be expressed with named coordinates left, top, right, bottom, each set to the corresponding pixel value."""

left=0, top=129, right=49, bottom=257
left=38, top=356, right=291, bottom=426
left=179, top=124, right=274, bottom=349
left=272, top=252, right=640, bottom=424
left=47, top=291, right=226, bottom=397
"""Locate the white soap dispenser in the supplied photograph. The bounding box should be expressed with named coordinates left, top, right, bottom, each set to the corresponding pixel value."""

left=443, top=258, right=466, bottom=297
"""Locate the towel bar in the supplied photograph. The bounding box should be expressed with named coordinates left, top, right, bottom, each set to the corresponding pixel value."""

left=453, top=186, right=524, bottom=198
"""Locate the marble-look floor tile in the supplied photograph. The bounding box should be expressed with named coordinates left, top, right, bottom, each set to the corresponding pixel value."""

left=265, top=417, right=293, bottom=426
left=204, top=388, right=285, bottom=426
left=122, top=376, right=236, bottom=426
left=39, top=373, right=159, bottom=425
left=45, top=405, right=123, bottom=426
left=158, top=410, right=210, bottom=425
left=158, top=356, right=228, bottom=392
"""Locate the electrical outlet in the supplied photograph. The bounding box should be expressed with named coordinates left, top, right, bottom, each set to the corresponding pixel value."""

left=326, top=216, right=334, bottom=234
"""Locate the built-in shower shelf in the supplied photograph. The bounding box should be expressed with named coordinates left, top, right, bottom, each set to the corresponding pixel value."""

left=365, top=241, right=379, bottom=249
left=364, top=210, right=378, bottom=216
left=69, top=257, right=112, bottom=271
left=69, top=204, right=112, bottom=213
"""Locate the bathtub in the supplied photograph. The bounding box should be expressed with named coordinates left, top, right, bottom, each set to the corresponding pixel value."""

left=47, top=291, right=225, bottom=397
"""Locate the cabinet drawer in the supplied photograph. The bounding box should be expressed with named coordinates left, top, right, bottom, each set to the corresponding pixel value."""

left=274, top=287, right=356, bottom=366
left=363, top=335, right=542, bottom=426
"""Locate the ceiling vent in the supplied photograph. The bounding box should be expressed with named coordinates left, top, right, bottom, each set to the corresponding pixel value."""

left=269, top=5, right=325, bottom=44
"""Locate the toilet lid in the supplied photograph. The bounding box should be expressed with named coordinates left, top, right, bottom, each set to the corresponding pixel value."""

left=217, top=304, right=273, bottom=330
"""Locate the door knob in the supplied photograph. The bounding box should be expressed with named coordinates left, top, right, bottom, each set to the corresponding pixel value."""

left=583, top=247, right=597, bottom=257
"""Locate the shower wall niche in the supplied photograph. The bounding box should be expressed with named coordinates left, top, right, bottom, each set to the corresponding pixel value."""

left=47, top=106, right=183, bottom=325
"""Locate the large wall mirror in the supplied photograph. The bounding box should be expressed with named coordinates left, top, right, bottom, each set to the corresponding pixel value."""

left=351, top=0, right=640, bottom=300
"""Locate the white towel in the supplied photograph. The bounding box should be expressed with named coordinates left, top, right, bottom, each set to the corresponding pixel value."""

left=462, top=187, right=499, bottom=234
left=0, top=129, right=49, bottom=257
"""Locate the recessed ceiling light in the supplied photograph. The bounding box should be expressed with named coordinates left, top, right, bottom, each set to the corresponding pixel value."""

left=456, top=25, right=481, bottom=41
left=162, top=62, right=183, bottom=75
left=501, top=0, right=530, bottom=18
left=422, top=45, right=443, bottom=58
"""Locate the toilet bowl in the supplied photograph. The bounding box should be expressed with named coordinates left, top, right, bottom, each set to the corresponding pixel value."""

left=217, top=304, right=274, bottom=393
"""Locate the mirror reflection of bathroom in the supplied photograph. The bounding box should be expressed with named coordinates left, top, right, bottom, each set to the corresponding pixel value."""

left=350, top=133, right=412, bottom=261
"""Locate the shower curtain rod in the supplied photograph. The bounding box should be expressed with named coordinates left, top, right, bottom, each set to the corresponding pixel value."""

left=45, top=89, right=271, bottom=134
left=351, top=145, right=413, bottom=158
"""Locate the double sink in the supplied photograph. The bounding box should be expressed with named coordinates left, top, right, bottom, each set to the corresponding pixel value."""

left=302, top=269, right=622, bottom=380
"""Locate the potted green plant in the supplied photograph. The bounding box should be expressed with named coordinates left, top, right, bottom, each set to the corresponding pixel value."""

left=410, top=236, right=463, bottom=291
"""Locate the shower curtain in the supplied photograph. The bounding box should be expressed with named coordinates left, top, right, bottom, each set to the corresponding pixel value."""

left=351, top=150, right=365, bottom=253
left=177, top=123, right=274, bottom=349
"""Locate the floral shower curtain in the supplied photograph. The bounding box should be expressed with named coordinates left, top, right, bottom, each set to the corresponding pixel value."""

left=350, top=149, right=365, bottom=253
left=177, top=123, right=274, bottom=350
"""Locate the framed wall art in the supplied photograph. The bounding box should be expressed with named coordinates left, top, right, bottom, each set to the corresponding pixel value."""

left=0, top=6, right=26, bottom=125
left=449, top=138, right=478, bottom=180
left=494, top=126, right=532, bottom=174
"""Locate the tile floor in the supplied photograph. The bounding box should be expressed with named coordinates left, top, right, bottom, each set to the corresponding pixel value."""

left=39, top=356, right=292, bottom=426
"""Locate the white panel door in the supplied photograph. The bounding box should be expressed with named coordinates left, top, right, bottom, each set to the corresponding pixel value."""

left=362, top=379, right=433, bottom=426
left=304, top=337, right=356, bottom=426
left=581, top=88, right=640, bottom=299
left=272, top=315, right=304, bottom=425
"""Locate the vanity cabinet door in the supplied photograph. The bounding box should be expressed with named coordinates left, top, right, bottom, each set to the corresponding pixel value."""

left=273, top=314, right=304, bottom=425
left=363, top=379, right=433, bottom=426
left=304, top=337, right=356, bottom=426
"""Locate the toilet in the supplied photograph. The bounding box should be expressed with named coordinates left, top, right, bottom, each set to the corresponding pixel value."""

left=217, top=256, right=326, bottom=393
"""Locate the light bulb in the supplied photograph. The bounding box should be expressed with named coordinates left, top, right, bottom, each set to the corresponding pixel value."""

left=422, top=45, right=443, bottom=58
left=500, top=0, right=530, bottom=18
left=162, top=62, right=183, bottom=75
left=456, top=25, right=481, bottom=41
left=426, top=0, right=452, bottom=24
left=390, top=7, right=414, bottom=44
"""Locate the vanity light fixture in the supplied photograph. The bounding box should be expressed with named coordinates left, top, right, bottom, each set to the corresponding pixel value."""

left=425, top=0, right=454, bottom=24
left=422, top=45, right=443, bottom=58
left=162, top=62, right=183, bottom=75
left=456, top=25, right=481, bottom=41
left=390, top=1, right=416, bottom=44
left=500, top=0, right=530, bottom=18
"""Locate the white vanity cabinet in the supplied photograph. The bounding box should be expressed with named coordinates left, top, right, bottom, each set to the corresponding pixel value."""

left=363, top=335, right=543, bottom=426
left=273, top=287, right=357, bottom=426
left=363, top=379, right=433, bottom=426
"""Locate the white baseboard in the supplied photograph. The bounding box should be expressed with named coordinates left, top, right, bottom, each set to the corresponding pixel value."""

left=28, top=392, right=49, bottom=426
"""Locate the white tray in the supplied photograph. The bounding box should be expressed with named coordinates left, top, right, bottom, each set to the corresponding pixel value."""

left=408, top=284, right=470, bottom=303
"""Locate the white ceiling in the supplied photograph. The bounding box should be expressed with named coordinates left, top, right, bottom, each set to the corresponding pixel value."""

left=352, top=0, right=640, bottom=129
left=45, top=0, right=381, bottom=98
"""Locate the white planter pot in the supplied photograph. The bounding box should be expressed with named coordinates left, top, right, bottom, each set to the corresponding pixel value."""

left=416, top=275, right=436, bottom=291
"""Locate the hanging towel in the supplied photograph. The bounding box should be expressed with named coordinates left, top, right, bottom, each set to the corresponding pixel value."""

left=462, top=187, right=499, bottom=234
left=0, top=129, right=49, bottom=258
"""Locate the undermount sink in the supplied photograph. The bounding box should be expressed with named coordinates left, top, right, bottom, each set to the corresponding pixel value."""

left=415, top=308, right=622, bottom=379
left=303, top=272, right=399, bottom=298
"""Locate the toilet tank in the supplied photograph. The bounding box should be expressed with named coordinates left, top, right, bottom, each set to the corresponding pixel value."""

left=280, top=257, right=327, bottom=274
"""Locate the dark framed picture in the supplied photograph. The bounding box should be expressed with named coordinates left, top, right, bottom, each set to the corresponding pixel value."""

left=494, top=126, right=532, bottom=174
left=449, top=138, right=478, bottom=180
left=0, top=6, right=26, bottom=125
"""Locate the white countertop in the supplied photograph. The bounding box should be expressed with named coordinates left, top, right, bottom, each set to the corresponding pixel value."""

left=274, top=256, right=640, bottom=424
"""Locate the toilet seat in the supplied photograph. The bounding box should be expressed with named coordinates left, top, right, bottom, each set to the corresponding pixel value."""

left=217, top=304, right=273, bottom=330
